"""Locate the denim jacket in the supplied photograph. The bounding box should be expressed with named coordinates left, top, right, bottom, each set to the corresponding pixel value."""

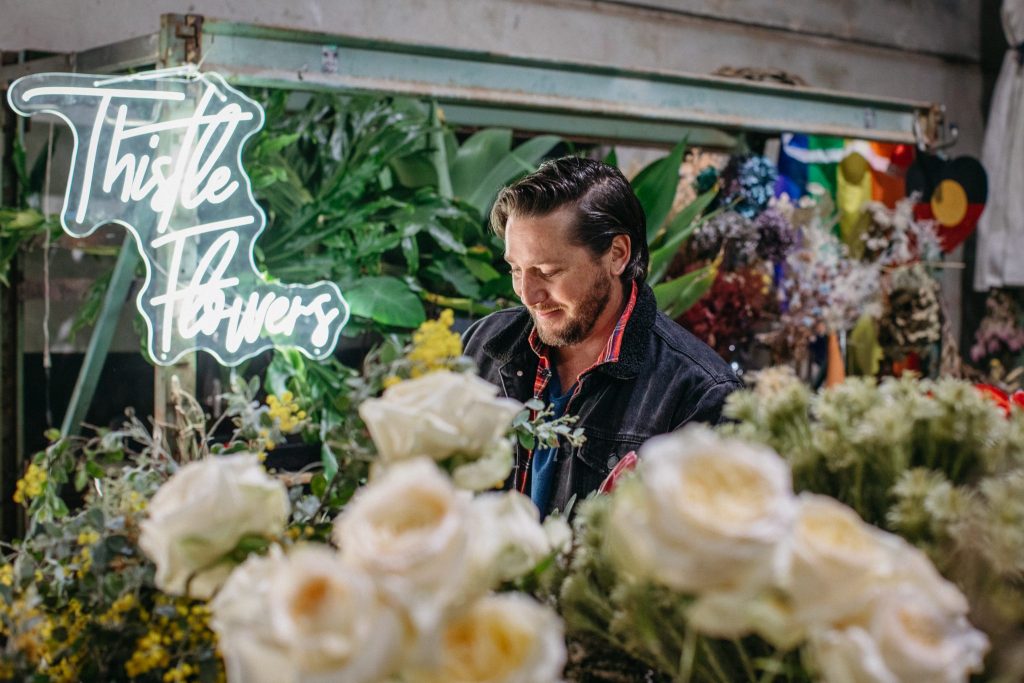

left=462, top=282, right=741, bottom=513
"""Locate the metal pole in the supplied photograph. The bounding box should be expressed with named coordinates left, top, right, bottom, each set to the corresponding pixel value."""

left=0, top=50, right=24, bottom=540
left=60, top=236, right=138, bottom=437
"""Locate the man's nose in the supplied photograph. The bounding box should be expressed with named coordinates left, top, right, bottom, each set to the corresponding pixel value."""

left=517, top=273, right=547, bottom=307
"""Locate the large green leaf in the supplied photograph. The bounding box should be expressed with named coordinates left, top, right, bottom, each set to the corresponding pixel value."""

left=344, top=276, right=426, bottom=328
left=647, top=187, right=719, bottom=284
left=459, top=135, right=563, bottom=216
left=390, top=151, right=438, bottom=188
left=450, top=129, right=513, bottom=200
left=424, top=256, right=482, bottom=298
left=652, top=261, right=718, bottom=318
left=633, top=139, right=688, bottom=244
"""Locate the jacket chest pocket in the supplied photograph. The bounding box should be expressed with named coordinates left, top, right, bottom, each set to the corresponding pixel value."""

left=575, top=428, right=647, bottom=477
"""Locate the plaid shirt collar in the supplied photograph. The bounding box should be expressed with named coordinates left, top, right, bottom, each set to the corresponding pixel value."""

left=527, top=280, right=639, bottom=400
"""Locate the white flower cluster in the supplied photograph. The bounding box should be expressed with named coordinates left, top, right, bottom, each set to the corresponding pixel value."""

left=607, top=426, right=989, bottom=683
left=359, top=370, right=523, bottom=491
left=139, top=389, right=567, bottom=683
left=209, top=459, right=567, bottom=683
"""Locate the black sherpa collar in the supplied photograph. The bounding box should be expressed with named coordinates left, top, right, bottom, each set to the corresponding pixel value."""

left=481, top=282, right=657, bottom=380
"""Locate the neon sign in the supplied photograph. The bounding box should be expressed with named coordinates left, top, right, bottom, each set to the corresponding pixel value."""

left=7, top=68, right=349, bottom=366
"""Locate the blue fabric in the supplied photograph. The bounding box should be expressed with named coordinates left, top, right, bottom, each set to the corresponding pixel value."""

left=530, top=368, right=573, bottom=517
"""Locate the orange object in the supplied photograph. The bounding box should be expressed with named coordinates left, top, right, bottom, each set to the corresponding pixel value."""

left=825, top=332, right=846, bottom=387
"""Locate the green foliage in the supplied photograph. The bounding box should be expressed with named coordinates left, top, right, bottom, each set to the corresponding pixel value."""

left=616, top=141, right=719, bottom=317
left=449, top=129, right=562, bottom=216
left=652, top=259, right=719, bottom=319
left=632, top=139, right=687, bottom=245
left=245, top=91, right=527, bottom=330
left=0, top=206, right=62, bottom=287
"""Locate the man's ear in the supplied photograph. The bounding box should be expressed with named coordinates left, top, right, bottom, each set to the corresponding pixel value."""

left=609, top=234, right=631, bottom=277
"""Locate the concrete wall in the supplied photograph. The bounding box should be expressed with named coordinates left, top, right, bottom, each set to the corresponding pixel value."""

left=1, top=0, right=986, bottom=349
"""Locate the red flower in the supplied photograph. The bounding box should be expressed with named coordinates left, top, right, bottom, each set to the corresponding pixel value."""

left=975, top=383, right=1012, bottom=417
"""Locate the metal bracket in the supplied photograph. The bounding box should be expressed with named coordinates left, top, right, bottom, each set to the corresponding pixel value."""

left=174, top=14, right=204, bottom=65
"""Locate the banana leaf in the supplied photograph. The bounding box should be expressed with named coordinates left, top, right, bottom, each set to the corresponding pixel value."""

left=450, top=129, right=562, bottom=215
left=646, top=188, right=719, bottom=285
left=652, top=259, right=719, bottom=319
left=632, top=138, right=688, bottom=244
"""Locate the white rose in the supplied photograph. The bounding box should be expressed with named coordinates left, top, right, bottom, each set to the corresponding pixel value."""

left=405, top=594, right=566, bottom=683
left=267, top=545, right=407, bottom=683
left=778, top=494, right=904, bottom=627
left=607, top=425, right=796, bottom=593
left=811, top=586, right=988, bottom=683
left=359, top=371, right=521, bottom=472
left=332, top=458, right=475, bottom=633
left=467, top=491, right=559, bottom=588
left=210, top=548, right=293, bottom=683
left=139, top=454, right=289, bottom=599
left=688, top=588, right=805, bottom=650
left=452, top=438, right=514, bottom=491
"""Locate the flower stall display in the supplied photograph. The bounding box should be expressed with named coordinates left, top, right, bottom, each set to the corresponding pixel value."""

left=0, top=312, right=577, bottom=682
left=674, top=143, right=948, bottom=379
left=4, top=303, right=1022, bottom=681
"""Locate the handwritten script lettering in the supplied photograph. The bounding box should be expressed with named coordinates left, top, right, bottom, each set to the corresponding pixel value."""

left=8, top=70, right=348, bottom=366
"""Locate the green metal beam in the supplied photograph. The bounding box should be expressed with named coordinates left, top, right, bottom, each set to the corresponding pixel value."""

left=196, top=16, right=929, bottom=144
left=0, top=14, right=932, bottom=145
left=60, top=236, right=138, bottom=437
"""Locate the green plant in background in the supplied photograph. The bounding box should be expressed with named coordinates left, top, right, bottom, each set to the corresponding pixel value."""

left=613, top=140, right=721, bottom=317
left=247, top=92, right=562, bottom=332
left=0, top=132, right=64, bottom=286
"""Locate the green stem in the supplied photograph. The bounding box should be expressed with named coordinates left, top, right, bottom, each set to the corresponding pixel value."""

left=700, top=638, right=732, bottom=683
left=678, top=628, right=698, bottom=683
left=733, top=638, right=757, bottom=682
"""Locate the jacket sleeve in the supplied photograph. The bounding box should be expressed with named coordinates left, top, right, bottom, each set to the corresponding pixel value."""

left=673, top=378, right=743, bottom=428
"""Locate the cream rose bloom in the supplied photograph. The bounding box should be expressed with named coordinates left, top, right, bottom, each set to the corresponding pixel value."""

left=405, top=594, right=566, bottom=683
left=607, top=425, right=796, bottom=593
left=211, top=545, right=407, bottom=683
left=467, top=491, right=564, bottom=588
left=778, top=494, right=906, bottom=627
left=267, top=545, right=407, bottom=683
left=359, top=371, right=521, bottom=487
left=209, top=548, right=293, bottom=683
left=332, top=458, right=476, bottom=633
left=811, top=585, right=988, bottom=683
left=138, top=454, right=289, bottom=599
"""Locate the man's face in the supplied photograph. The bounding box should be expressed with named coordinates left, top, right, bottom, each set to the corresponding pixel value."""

left=504, top=208, right=621, bottom=347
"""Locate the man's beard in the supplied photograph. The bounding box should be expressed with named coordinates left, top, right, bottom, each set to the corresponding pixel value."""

left=532, top=273, right=612, bottom=347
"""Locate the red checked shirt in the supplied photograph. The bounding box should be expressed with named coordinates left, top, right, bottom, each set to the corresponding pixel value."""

left=518, top=280, right=639, bottom=494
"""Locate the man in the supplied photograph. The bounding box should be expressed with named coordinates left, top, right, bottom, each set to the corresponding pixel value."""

left=463, top=156, right=740, bottom=516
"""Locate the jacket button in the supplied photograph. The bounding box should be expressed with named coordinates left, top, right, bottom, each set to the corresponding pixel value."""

left=516, top=370, right=523, bottom=377
left=607, top=455, right=619, bottom=469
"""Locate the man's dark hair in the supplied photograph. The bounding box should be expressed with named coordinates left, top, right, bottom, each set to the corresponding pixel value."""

left=490, top=156, right=649, bottom=283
